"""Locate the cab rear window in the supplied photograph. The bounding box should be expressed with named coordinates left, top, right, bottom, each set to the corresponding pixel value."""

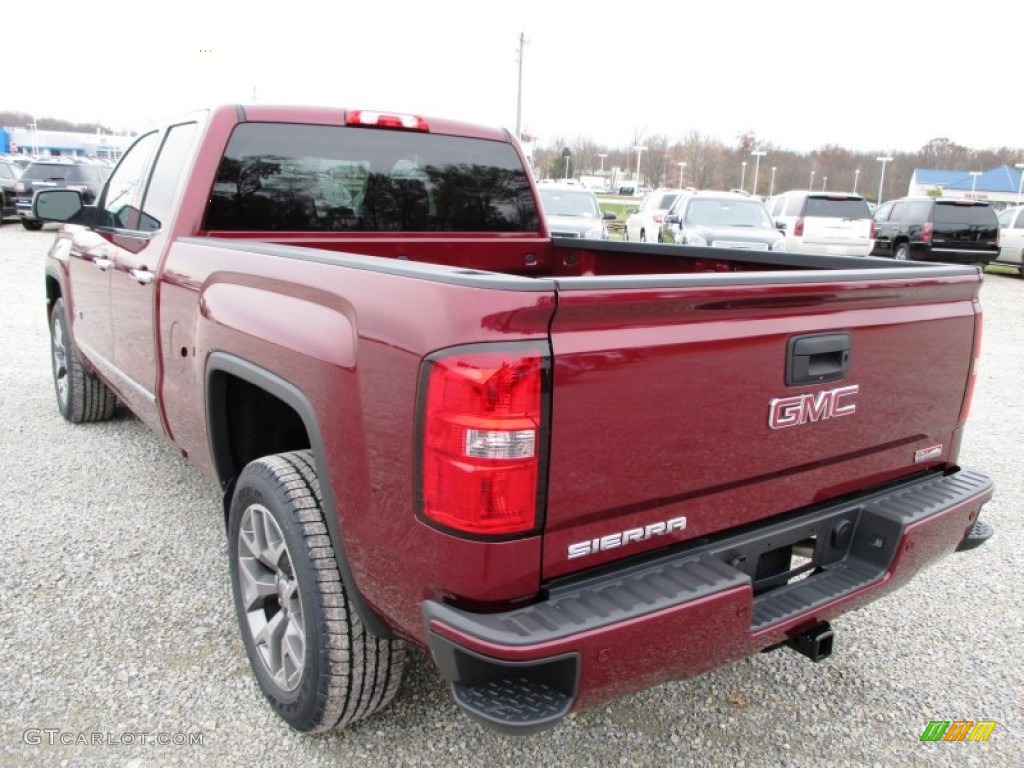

left=204, top=123, right=540, bottom=233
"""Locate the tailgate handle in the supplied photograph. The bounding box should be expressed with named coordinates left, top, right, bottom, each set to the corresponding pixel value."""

left=786, top=332, right=850, bottom=386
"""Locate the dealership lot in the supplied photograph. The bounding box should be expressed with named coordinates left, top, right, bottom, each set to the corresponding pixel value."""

left=0, top=224, right=1020, bottom=766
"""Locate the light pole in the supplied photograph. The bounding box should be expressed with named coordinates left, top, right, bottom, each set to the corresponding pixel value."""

left=876, top=156, right=893, bottom=205
left=751, top=150, right=766, bottom=196
left=677, top=161, right=686, bottom=188
left=809, top=169, right=816, bottom=191
left=969, top=171, right=982, bottom=197
left=740, top=161, right=747, bottom=191
left=853, top=168, right=860, bottom=194
left=1016, top=163, right=1024, bottom=205
left=564, top=155, right=570, bottom=180
left=633, top=145, right=647, bottom=188
left=598, top=154, right=607, bottom=173
left=769, top=166, right=777, bottom=197
left=822, top=175, right=828, bottom=191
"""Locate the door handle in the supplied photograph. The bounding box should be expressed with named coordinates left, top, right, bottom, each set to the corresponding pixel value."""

left=129, top=268, right=155, bottom=286
left=94, top=258, right=114, bottom=271
left=786, top=332, right=851, bottom=386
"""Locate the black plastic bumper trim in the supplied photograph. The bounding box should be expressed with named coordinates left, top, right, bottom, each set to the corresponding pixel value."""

left=424, top=468, right=993, bottom=646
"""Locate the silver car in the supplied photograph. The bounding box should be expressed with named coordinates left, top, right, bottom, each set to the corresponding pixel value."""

left=536, top=183, right=615, bottom=239
left=659, top=191, right=787, bottom=251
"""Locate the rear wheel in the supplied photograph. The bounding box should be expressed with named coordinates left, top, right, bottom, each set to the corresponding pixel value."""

left=894, top=242, right=912, bottom=261
left=22, top=219, right=44, bottom=231
left=639, top=229, right=647, bottom=242
left=228, top=450, right=405, bottom=732
left=50, top=298, right=117, bottom=423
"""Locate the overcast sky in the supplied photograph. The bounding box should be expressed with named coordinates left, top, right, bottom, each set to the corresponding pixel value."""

left=7, top=0, right=1022, bottom=154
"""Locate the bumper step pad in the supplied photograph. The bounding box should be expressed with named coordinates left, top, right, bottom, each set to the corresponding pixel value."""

left=956, top=518, right=994, bottom=552
left=452, top=676, right=572, bottom=734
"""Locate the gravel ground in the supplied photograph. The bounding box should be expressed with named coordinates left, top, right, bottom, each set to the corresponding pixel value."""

left=0, top=223, right=1020, bottom=768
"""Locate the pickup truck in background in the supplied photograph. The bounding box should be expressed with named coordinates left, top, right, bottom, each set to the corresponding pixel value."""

left=35, top=105, right=994, bottom=735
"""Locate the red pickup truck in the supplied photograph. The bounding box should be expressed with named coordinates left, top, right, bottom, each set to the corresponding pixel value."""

left=36, top=105, right=994, bottom=735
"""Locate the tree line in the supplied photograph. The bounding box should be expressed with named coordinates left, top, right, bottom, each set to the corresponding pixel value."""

left=532, top=132, right=1024, bottom=201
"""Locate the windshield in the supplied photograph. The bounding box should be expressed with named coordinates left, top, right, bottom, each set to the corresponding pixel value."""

left=684, top=198, right=773, bottom=228
left=538, top=188, right=601, bottom=218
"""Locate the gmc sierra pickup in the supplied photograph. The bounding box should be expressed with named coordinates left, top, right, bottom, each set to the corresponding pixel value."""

left=35, top=105, right=994, bottom=736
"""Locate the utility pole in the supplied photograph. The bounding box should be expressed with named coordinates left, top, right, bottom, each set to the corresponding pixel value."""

left=515, top=32, right=527, bottom=140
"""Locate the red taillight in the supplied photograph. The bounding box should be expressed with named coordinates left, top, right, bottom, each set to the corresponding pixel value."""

left=921, top=222, right=933, bottom=244
left=869, top=219, right=877, bottom=239
left=959, top=307, right=982, bottom=425
left=347, top=109, right=429, bottom=131
left=417, top=344, right=547, bottom=536
left=794, top=217, right=804, bottom=236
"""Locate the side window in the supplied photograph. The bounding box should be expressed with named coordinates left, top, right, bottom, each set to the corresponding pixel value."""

left=784, top=194, right=803, bottom=216
left=907, top=201, right=932, bottom=223
left=997, top=209, right=1014, bottom=227
left=139, top=123, right=199, bottom=232
left=101, top=132, right=160, bottom=230
left=888, top=202, right=908, bottom=223
left=1015, top=209, right=1024, bottom=229
left=874, top=202, right=894, bottom=222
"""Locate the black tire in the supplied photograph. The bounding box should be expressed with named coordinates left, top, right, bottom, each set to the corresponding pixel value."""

left=894, top=242, right=912, bottom=261
left=639, top=229, right=647, bottom=242
left=228, top=450, right=405, bottom=732
left=22, top=219, right=44, bottom=231
left=50, top=298, right=117, bottom=423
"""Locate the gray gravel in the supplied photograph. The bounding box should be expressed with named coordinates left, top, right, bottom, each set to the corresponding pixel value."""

left=0, top=223, right=1020, bottom=767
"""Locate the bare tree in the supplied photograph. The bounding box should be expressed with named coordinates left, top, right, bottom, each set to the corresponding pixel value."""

left=643, top=134, right=672, bottom=189
left=679, top=130, right=723, bottom=190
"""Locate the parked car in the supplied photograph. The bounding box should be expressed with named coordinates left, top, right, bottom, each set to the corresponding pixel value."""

left=15, top=158, right=109, bottom=230
left=0, top=158, right=22, bottom=222
left=871, top=197, right=1000, bottom=265
left=994, top=205, right=1024, bottom=275
left=536, top=182, right=615, bottom=239
left=658, top=191, right=787, bottom=251
left=625, top=188, right=686, bottom=242
left=766, top=191, right=875, bottom=256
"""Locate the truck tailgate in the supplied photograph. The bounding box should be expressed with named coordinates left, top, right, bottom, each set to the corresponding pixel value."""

left=542, top=273, right=980, bottom=580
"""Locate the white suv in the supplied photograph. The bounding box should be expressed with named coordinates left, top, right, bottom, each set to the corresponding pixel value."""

left=625, top=188, right=687, bottom=242
left=766, top=191, right=876, bottom=256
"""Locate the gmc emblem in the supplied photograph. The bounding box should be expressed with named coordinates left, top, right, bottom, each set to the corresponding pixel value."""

left=769, top=384, right=859, bottom=429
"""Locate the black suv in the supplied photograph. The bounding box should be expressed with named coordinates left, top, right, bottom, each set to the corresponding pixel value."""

left=0, top=158, right=22, bottom=223
left=15, top=159, right=109, bottom=230
left=871, top=197, right=999, bottom=265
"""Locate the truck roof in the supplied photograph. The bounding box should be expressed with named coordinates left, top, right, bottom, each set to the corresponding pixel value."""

left=213, top=104, right=512, bottom=143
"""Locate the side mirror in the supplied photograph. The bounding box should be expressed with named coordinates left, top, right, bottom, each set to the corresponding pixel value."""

left=603, top=211, right=617, bottom=220
left=34, top=189, right=86, bottom=223
left=665, top=214, right=680, bottom=224
left=775, top=221, right=786, bottom=231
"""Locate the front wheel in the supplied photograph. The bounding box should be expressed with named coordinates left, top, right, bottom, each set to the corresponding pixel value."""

left=894, top=243, right=912, bottom=261
left=50, top=298, right=117, bottom=423
left=228, top=450, right=405, bottom=732
left=22, top=219, right=44, bottom=231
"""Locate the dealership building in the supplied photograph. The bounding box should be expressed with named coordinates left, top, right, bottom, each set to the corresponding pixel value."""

left=0, top=126, right=133, bottom=160
left=908, top=165, right=1024, bottom=209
